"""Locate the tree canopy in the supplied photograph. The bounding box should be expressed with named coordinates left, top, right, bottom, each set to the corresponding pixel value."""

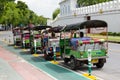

left=0, top=0, right=15, bottom=16
left=52, top=8, right=60, bottom=20
left=0, top=0, right=47, bottom=29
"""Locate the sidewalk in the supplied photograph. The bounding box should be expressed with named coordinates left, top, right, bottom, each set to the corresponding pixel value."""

left=0, top=58, right=23, bottom=80
left=0, top=46, right=54, bottom=80
left=0, top=40, right=90, bottom=80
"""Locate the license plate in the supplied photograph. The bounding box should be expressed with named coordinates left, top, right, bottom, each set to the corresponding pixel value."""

left=91, top=59, right=98, bottom=63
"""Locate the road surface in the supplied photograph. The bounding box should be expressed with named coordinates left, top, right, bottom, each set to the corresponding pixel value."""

left=0, top=31, right=120, bottom=80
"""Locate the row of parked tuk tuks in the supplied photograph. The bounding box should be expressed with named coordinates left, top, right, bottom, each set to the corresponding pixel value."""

left=12, top=20, right=108, bottom=70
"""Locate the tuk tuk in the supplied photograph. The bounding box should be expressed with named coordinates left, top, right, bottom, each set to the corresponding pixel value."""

left=43, top=26, right=63, bottom=60
left=60, top=20, right=108, bottom=70
left=21, top=27, right=30, bottom=48
left=30, top=26, right=51, bottom=54
left=12, top=27, right=22, bottom=46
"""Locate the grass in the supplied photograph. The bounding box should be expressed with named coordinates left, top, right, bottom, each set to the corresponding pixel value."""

left=88, top=34, right=120, bottom=42
left=108, top=36, right=120, bottom=42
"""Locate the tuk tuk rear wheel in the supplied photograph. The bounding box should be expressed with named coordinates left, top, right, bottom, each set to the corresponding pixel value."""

left=44, top=51, right=50, bottom=60
left=64, top=58, right=70, bottom=64
left=30, top=47, right=34, bottom=54
left=96, top=59, right=105, bottom=68
left=70, top=57, right=77, bottom=70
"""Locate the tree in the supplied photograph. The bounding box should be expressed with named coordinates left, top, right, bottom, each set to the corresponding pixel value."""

left=38, top=16, right=47, bottom=25
left=16, top=1, right=28, bottom=10
left=52, top=8, right=60, bottom=20
left=0, top=2, right=17, bottom=28
left=0, top=0, right=47, bottom=29
left=0, top=0, right=15, bottom=16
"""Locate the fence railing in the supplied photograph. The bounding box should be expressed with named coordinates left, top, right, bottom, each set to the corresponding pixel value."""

left=61, top=0, right=120, bottom=17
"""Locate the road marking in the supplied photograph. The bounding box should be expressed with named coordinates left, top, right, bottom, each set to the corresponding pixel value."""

left=57, top=63, right=103, bottom=80
left=81, top=72, right=103, bottom=80
left=52, top=62, right=91, bottom=80
left=50, top=60, right=59, bottom=64
left=83, top=73, right=97, bottom=80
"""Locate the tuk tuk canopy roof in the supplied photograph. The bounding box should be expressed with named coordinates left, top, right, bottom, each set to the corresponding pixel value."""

left=32, top=26, right=52, bottom=30
left=48, top=26, right=63, bottom=33
left=22, top=27, right=29, bottom=30
left=63, top=20, right=107, bottom=31
left=13, top=27, right=20, bottom=30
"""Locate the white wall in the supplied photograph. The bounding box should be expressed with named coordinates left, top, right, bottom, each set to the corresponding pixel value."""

left=50, top=0, right=120, bottom=32
left=92, top=13, right=120, bottom=32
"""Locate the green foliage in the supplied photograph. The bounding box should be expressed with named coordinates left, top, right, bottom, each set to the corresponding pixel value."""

left=0, top=0, right=15, bottom=14
left=38, top=16, right=47, bottom=25
left=113, top=32, right=117, bottom=36
left=52, top=8, right=60, bottom=20
left=108, top=32, right=120, bottom=36
left=16, top=1, right=28, bottom=10
left=100, top=32, right=107, bottom=35
left=77, top=0, right=113, bottom=7
left=108, top=32, right=113, bottom=36
left=0, top=1, right=47, bottom=28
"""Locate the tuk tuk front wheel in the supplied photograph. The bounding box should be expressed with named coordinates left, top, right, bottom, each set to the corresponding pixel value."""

left=96, top=59, right=106, bottom=68
left=64, top=58, right=70, bottom=64
left=70, top=57, right=77, bottom=70
left=30, top=47, right=34, bottom=54
left=44, top=51, right=50, bottom=60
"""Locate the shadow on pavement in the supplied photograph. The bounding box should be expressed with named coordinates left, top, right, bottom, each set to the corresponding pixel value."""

left=59, top=62, right=102, bottom=72
left=19, top=51, right=31, bottom=55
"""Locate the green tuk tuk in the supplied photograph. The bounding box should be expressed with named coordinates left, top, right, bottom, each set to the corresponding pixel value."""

left=29, top=26, right=51, bottom=54
left=60, top=20, right=108, bottom=70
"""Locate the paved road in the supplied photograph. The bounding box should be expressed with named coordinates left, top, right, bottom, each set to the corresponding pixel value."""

left=58, top=42, right=120, bottom=80
left=75, top=43, right=120, bottom=80
left=0, top=31, right=89, bottom=80
left=0, top=31, right=120, bottom=80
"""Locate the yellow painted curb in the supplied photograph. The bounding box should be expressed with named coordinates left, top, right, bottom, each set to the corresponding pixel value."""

left=50, top=60, right=59, bottom=64
left=83, top=73, right=97, bottom=80
left=14, top=45, right=18, bottom=48
left=32, top=54, right=40, bottom=57
left=8, top=43, right=12, bottom=45
left=22, top=49, right=27, bottom=52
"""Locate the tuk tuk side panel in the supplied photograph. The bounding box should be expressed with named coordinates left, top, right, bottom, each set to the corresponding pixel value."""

left=25, top=39, right=30, bottom=44
left=60, top=38, right=71, bottom=56
left=80, top=50, right=107, bottom=59
left=60, top=38, right=70, bottom=46
left=68, top=50, right=81, bottom=58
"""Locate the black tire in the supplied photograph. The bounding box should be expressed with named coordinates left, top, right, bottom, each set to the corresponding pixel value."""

left=70, top=57, right=77, bottom=70
left=30, top=47, right=34, bottom=54
left=64, top=58, right=70, bottom=64
left=96, top=59, right=105, bottom=68
left=44, top=50, right=50, bottom=60
left=44, top=54, right=48, bottom=60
